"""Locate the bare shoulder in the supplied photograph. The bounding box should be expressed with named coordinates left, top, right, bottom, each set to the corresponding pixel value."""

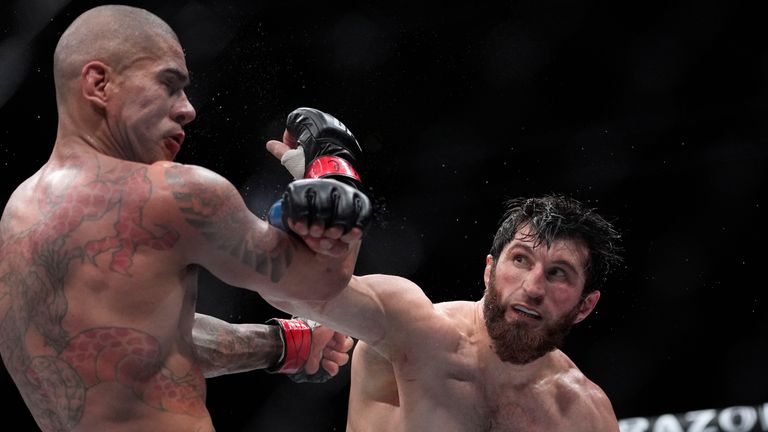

left=353, top=274, right=426, bottom=297
left=356, top=277, right=481, bottom=355
left=147, top=162, right=255, bottom=235
left=434, top=300, right=478, bottom=332
left=145, top=161, right=284, bottom=272
left=152, top=161, right=229, bottom=185
left=351, top=274, right=442, bottom=322
left=0, top=173, right=38, bottom=231
left=345, top=275, right=450, bottom=351
left=149, top=161, right=239, bottom=207
left=550, top=351, right=619, bottom=432
left=434, top=300, right=476, bottom=318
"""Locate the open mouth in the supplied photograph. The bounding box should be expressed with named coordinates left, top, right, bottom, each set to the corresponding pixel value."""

left=164, top=134, right=183, bottom=159
left=512, top=305, right=542, bottom=320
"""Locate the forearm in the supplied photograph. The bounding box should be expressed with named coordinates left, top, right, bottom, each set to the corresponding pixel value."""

left=262, top=274, right=395, bottom=348
left=165, top=163, right=358, bottom=303
left=192, top=313, right=282, bottom=378
left=276, top=236, right=360, bottom=304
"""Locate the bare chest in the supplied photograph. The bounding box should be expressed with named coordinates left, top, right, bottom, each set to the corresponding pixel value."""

left=397, top=364, right=573, bottom=432
left=484, top=390, right=573, bottom=432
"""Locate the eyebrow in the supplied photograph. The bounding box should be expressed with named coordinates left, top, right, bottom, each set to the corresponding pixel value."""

left=551, top=259, right=581, bottom=278
left=161, top=68, right=190, bottom=87
left=507, top=242, right=583, bottom=277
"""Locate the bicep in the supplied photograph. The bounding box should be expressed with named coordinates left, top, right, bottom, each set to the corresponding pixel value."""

left=279, top=274, right=436, bottom=358
left=161, top=164, right=284, bottom=280
left=158, top=163, right=326, bottom=300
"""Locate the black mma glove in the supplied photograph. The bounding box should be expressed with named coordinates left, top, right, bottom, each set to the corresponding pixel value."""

left=281, top=107, right=364, bottom=190
left=269, top=108, right=372, bottom=233
left=274, top=178, right=371, bottom=233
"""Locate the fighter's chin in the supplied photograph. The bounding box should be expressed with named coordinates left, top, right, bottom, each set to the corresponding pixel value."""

left=486, top=312, right=564, bottom=364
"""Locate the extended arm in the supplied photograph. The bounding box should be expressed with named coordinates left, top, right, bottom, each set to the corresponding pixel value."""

left=264, top=274, right=437, bottom=360
left=192, top=313, right=354, bottom=379
left=192, top=313, right=282, bottom=378
left=156, top=162, right=365, bottom=304
left=262, top=108, right=436, bottom=358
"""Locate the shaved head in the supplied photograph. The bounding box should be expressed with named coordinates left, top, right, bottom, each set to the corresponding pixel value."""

left=53, top=5, right=180, bottom=103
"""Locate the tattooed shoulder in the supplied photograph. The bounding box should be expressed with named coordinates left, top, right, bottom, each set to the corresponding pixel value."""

left=162, top=164, right=294, bottom=283
left=162, top=164, right=246, bottom=238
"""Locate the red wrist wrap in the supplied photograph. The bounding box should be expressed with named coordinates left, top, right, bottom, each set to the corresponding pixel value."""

left=305, top=156, right=361, bottom=182
left=272, top=318, right=312, bottom=374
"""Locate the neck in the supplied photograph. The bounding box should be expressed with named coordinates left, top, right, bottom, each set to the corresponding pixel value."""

left=54, top=111, right=129, bottom=161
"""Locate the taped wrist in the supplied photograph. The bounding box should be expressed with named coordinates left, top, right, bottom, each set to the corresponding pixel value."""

left=266, top=318, right=312, bottom=374
left=280, top=147, right=306, bottom=180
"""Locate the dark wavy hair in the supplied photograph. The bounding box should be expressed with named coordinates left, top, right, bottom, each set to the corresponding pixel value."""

left=489, top=195, right=622, bottom=294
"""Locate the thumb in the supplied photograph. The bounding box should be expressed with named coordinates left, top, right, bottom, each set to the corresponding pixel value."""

left=266, top=139, right=291, bottom=160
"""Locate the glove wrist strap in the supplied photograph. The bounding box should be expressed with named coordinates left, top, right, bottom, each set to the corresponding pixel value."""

left=305, top=156, right=361, bottom=182
left=266, top=318, right=312, bottom=374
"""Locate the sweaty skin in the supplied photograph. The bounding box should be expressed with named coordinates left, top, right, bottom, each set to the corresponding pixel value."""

left=347, top=302, right=616, bottom=432
left=1, top=154, right=213, bottom=431
left=0, top=6, right=359, bottom=432
left=266, top=227, right=619, bottom=432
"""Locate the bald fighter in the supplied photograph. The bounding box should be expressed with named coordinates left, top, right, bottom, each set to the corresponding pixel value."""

left=269, top=129, right=622, bottom=431
left=0, top=5, right=370, bottom=432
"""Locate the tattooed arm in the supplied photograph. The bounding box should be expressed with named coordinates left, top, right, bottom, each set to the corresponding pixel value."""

left=192, top=313, right=282, bottom=378
left=160, top=163, right=359, bottom=304
left=192, top=313, right=354, bottom=379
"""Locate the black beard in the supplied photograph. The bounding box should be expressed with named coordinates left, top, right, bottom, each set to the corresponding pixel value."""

left=483, top=266, right=581, bottom=364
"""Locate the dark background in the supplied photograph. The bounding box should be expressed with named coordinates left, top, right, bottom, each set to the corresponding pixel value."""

left=2, top=0, right=767, bottom=430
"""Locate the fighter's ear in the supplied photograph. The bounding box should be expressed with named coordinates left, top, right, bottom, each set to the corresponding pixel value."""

left=573, top=290, right=601, bottom=324
left=81, top=61, right=110, bottom=109
left=483, top=255, right=493, bottom=287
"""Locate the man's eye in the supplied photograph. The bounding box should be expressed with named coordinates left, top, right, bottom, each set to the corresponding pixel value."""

left=512, top=255, right=526, bottom=264
left=547, top=267, right=567, bottom=279
left=163, top=81, right=179, bottom=93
